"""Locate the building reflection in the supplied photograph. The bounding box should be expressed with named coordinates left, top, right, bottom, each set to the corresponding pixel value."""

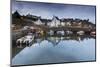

left=16, top=35, right=95, bottom=48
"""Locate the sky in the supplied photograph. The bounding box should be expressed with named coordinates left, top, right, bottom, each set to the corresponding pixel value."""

left=12, top=0, right=96, bottom=24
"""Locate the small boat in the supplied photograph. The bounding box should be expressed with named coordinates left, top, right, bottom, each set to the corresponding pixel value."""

left=57, top=31, right=65, bottom=35
left=77, top=31, right=84, bottom=35
left=90, top=31, right=96, bottom=35
left=48, top=30, right=54, bottom=35
left=90, top=31, right=96, bottom=37
left=66, top=31, right=73, bottom=34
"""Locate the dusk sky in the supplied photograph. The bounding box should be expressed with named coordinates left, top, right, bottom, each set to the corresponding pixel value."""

left=12, top=0, right=96, bottom=24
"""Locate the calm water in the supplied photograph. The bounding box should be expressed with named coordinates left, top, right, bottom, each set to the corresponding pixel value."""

left=12, top=35, right=95, bottom=66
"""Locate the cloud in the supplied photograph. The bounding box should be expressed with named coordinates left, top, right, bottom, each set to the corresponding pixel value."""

left=12, top=1, right=96, bottom=24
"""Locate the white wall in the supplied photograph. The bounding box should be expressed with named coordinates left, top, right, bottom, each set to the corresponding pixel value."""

left=0, top=0, right=100, bottom=67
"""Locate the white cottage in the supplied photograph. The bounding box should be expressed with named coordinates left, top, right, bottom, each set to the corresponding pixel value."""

left=66, top=22, right=71, bottom=26
left=61, top=22, right=65, bottom=26
left=34, top=17, right=43, bottom=25
left=61, top=19, right=71, bottom=27
left=49, top=16, right=60, bottom=27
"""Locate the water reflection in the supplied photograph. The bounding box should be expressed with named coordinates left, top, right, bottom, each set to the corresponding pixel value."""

left=12, top=35, right=95, bottom=66
left=15, top=35, right=95, bottom=48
